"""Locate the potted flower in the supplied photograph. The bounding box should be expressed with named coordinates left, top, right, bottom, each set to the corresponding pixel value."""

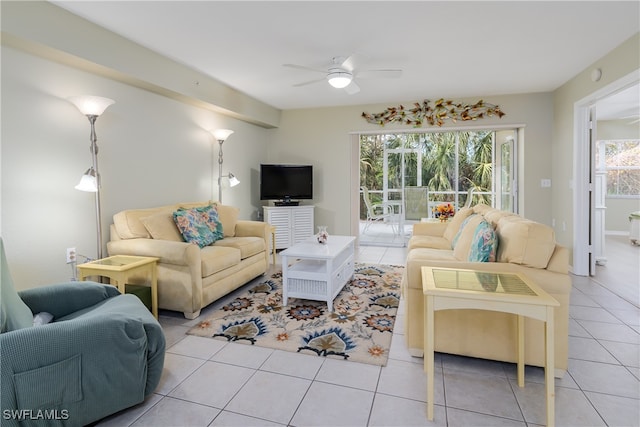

left=432, top=203, right=455, bottom=222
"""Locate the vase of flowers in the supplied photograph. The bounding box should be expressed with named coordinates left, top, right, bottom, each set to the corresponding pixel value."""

left=433, top=203, right=455, bottom=222
left=317, top=226, right=329, bottom=244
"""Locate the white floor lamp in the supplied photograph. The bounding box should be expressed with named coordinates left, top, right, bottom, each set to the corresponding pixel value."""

left=212, top=129, right=240, bottom=203
left=69, top=95, right=115, bottom=260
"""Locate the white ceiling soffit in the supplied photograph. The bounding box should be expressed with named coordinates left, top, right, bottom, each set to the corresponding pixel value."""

left=52, top=1, right=640, bottom=111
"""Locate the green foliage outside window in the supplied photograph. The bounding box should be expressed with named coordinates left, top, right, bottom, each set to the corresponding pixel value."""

left=597, top=140, right=640, bottom=197
left=359, top=131, right=495, bottom=220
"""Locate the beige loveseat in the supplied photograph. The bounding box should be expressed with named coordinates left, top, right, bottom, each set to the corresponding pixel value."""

left=107, top=202, right=270, bottom=319
left=404, top=203, right=571, bottom=376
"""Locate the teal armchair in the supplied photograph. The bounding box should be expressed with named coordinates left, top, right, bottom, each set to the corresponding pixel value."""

left=0, top=240, right=165, bottom=427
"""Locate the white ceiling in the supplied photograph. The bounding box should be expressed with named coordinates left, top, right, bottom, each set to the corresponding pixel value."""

left=53, top=1, right=639, bottom=114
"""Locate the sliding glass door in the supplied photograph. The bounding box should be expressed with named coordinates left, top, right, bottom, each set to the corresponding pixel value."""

left=359, top=128, right=518, bottom=247
left=496, top=131, right=518, bottom=212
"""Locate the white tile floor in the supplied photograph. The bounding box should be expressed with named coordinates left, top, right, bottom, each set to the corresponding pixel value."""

left=97, top=239, right=640, bottom=427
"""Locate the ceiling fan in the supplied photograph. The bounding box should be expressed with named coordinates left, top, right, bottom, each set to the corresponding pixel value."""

left=283, top=54, right=402, bottom=95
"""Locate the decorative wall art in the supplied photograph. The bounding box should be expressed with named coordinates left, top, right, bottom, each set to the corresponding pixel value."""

left=362, top=99, right=505, bottom=127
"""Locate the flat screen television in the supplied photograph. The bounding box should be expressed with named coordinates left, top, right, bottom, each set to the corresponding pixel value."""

left=260, top=164, right=313, bottom=205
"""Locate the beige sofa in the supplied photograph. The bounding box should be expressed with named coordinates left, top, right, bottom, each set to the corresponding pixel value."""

left=107, top=202, right=270, bottom=319
left=403, top=203, right=571, bottom=376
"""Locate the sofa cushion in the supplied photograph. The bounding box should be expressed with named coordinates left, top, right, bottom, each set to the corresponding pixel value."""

left=200, top=246, right=241, bottom=277
left=173, top=208, right=217, bottom=248
left=453, top=215, right=485, bottom=261
left=451, top=214, right=478, bottom=248
left=496, top=217, right=556, bottom=268
left=214, top=204, right=240, bottom=237
left=114, top=207, right=163, bottom=239
left=409, top=247, right=457, bottom=263
left=472, top=203, right=493, bottom=215
left=443, top=207, right=474, bottom=244
left=213, top=236, right=265, bottom=259
left=140, top=212, right=184, bottom=242
left=408, top=235, right=452, bottom=251
left=483, top=208, right=517, bottom=228
left=468, top=219, right=498, bottom=262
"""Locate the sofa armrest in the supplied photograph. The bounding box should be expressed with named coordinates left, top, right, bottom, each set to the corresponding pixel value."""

left=110, top=223, right=122, bottom=241
left=412, top=221, right=448, bottom=237
left=235, top=220, right=270, bottom=240
left=107, top=238, right=200, bottom=266
left=19, top=282, right=120, bottom=319
left=546, top=245, right=569, bottom=274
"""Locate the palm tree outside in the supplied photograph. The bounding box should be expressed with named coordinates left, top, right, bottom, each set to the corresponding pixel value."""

left=359, top=130, right=497, bottom=221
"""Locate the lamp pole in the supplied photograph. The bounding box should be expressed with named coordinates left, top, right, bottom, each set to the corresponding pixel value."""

left=218, top=139, right=224, bottom=204
left=211, top=129, right=234, bottom=203
left=70, top=95, right=114, bottom=260
left=87, top=114, right=103, bottom=259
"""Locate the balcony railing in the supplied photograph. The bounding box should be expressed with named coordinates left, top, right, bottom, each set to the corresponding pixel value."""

left=360, top=188, right=491, bottom=220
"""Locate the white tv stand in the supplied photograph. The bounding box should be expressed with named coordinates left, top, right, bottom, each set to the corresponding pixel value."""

left=263, top=205, right=314, bottom=249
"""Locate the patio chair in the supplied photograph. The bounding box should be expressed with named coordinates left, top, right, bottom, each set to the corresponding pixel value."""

left=404, top=186, right=429, bottom=221
left=464, top=187, right=475, bottom=208
left=360, top=186, right=398, bottom=234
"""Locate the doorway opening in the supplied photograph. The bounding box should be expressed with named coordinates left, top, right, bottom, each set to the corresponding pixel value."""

left=573, top=70, right=639, bottom=278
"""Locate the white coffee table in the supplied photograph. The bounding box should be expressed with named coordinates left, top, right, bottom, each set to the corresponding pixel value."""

left=281, top=235, right=355, bottom=312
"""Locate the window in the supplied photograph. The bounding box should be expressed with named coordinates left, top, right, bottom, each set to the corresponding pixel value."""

left=359, top=128, right=517, bottom=218
left=596, top=139, right=640, bottom=198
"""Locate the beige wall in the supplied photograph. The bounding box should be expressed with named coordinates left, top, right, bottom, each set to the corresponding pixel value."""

left=1, top=46, right=270, bottom=289
left=553, top=33, right=639, bottom=265
left=270, top=93, right=554, bottom=236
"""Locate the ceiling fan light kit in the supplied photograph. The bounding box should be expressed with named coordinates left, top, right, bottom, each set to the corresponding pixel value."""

left=285, top=54, right=402, bottom=94
left=327, top=69, right=353, bottom=88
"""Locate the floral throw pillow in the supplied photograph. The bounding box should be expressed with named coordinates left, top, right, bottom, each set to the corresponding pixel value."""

left=468, top=219, right=498, bottom=262
left=173, top=208, right=216, bottom=248
left=193, top=204, right=224, bottom=242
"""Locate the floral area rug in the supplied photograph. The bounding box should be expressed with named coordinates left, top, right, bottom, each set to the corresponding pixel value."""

left=187, top=263, right=404, bottom=366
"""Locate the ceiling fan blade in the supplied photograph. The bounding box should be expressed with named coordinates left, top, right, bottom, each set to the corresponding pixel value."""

left=340, top=53, right=363, bottom=72
left=344, top=80, right=360, bottom=95
left=293, top=77, right=325, bottom=87
left=283, top=63, right=326, bottom=74
left=356, top=69, right=403, bottom=79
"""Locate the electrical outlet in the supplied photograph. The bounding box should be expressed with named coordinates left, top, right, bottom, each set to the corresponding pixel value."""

left=66, top=247, right=76, bottom=264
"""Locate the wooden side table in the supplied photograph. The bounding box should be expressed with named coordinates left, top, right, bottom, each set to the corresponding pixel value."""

left=77, top=255, right=159, bottom=319
left=421, top=267, right=559, bottom=426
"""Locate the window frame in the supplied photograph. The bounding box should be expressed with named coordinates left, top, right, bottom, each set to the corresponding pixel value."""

left=595, top=138, right=640, bottom=199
